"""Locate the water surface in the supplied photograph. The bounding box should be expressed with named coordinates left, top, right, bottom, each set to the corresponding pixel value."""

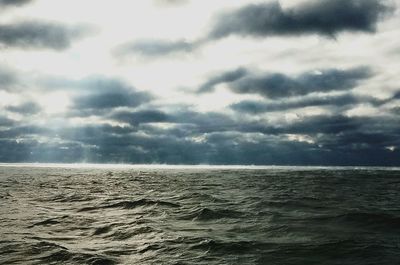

left=0, top=165, right=399, bottom=264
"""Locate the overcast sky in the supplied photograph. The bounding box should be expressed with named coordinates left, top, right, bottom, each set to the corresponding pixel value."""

left=0, top=0, right=399, bottom=165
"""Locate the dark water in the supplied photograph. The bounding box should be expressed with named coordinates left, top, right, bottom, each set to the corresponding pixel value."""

left=0, top=165, right=399, bottom=265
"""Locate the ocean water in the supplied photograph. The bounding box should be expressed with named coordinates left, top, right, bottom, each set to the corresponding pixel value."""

left=0, top=165, right=399, bottom=265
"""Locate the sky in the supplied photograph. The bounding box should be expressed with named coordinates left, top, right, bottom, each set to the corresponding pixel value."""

left=0, top=0, right=399, bottom=166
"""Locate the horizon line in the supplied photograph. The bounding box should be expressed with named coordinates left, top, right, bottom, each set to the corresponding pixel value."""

left=0, top=162, right=399, bottom=170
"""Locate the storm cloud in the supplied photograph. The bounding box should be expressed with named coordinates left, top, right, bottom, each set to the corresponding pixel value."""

left=210, top=0, right=391, bottom=39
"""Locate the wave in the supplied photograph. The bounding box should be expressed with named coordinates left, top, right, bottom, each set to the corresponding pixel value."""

left=93, top=226, right=157, bottom=241
left=93, top=225, right=113, bottom=236
left=40, top=249, right=116, bottom=265
left=180, top=208, right=244, bottom=221
left=78, top=198, right=180, bottom=212
left=36, top=193, right=94, bottom=203
left=190, top=239, right=261, bottom=253
left=0, top=241, right=116, bottom=265
left=178, top=192, right=228, bottom=203
left=28, top=216, right=69, bottom=228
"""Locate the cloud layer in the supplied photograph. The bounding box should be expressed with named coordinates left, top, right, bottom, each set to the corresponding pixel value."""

left=0, top=0, right=399, bottom=165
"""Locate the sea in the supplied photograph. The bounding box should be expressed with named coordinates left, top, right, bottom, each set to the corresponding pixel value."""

left=0, top=164, right=399, bottom=265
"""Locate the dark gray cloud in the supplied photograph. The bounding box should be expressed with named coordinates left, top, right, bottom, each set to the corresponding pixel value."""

left=236, top=67, right=371, bottom=98
left=6, top=102, right=41, bottom=114
left=116, top=0, right=393, bottom=58
left=0, top=138, right=88, bottom=163
left=108, top=106, right=398, bottom=143
left=47, top=124, right=211, bottom=164
left=112, top=110, right=169, bottom=125
left=228, top=114, right=392, bottom=137
left=1, top=66, right=396, bottom=166
left=280, top=115, right=363, bottom=134
left=70, top=77, right=152, bottom=113
left=198, top=67, right=248, bottom=93
left=0, top=104, right=399, bottom=165
left=0, top=125, right=49, bottom=139
left=0, top=0, right=32, bottom=7
left=0, top=116, right=15, bottom=127
left=35, top=75, right=153, bottom=115
left=170, top=110, right=234, bottom=129
left=0, top=21, right=88, bottom=50
left=74, top=92, right=150, bottom=111
left=179, top=113, right=356, bottom=136
left=198, top=67, right=371, bottom=98
left=392, top=107, right=400, bottom=115
left=115, top=39, right=195, bottom=57
left=392, top=90, right=400, bottom=100
left=210, top=0, right=391, bottom=39
left=230, top=93, right=382, bottom=114
left=1, top=113, right=398, bottom=165
left=110, top=109, right=235, bottom=133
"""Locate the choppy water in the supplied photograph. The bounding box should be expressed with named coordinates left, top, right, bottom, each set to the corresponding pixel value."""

left=0, top=165, right=399, bottom=265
